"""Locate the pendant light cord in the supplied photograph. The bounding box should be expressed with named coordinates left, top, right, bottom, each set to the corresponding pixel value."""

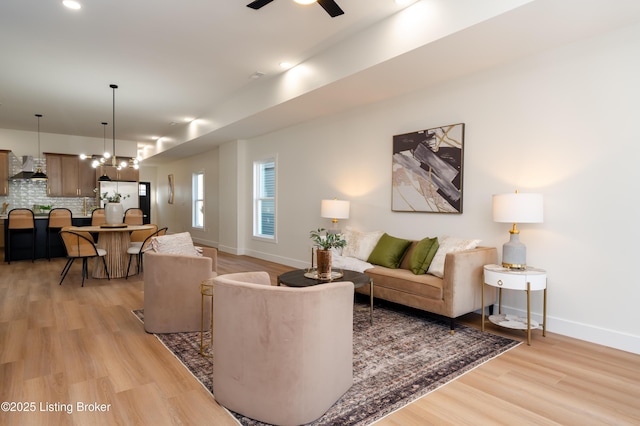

left=110, top=84, right=118, bottom=167
left=36, top=114, right=42, bottom=163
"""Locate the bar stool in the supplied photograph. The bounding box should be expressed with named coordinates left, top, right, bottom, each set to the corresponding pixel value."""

left=7, top=208, right=36, bottom=264
left=47, top=208, right=73, bottom=260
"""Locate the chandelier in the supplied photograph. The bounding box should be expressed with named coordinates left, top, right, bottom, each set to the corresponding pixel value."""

left=80, top=84, right=141, bottom=172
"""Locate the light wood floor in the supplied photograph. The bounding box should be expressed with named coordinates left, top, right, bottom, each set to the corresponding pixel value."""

left=1, top=250, right=639, bottom=425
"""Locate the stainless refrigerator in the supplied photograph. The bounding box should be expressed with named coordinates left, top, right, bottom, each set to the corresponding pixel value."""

left=99, top=181, right=139, bottom=211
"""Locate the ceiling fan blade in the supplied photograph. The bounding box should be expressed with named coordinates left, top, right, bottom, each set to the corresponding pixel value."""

left=317, top=0, right=344, bottom=17
left=247, top=0, right=274, bottom=10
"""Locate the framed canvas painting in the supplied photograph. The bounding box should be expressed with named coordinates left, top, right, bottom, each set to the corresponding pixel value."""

left=392, top=123, right=464, bottom=213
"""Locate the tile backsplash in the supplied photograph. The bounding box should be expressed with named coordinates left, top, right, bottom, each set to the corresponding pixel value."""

left=1, top=180, right=97, bottom=216
left=1, top=155, right=97, bottom=216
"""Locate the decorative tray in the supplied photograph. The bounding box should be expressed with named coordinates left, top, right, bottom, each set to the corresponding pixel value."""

left=303, top=271, right=344, bottom=280
left=100, top=223, right=128, bottom=228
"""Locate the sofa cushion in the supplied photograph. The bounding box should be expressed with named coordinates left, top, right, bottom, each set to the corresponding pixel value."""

left=150, top=232, right=202, bottom=257
left=342, top=227, right=384, bottom=261
left=408, top=237, right=439, bottom=275
left=427, top=236, right=480, bottom=278
left=365, top=266, right=444, bottom=300
left=367, top=233, right=412, bottom=269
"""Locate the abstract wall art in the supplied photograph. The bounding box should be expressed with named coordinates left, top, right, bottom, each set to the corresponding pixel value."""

left=392, top=123, right=465, bottom=213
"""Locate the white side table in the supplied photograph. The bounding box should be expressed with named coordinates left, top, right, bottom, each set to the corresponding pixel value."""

left=482, top=264, right=547, bottom=345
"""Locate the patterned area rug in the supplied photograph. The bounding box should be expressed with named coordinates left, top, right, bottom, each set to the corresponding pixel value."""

left=133, top=301, right=519, bottom=425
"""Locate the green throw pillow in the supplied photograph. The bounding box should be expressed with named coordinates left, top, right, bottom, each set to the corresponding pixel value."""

left=409, top=237, right=439, bottom=275
left=367, top=233, right=412, bottom=269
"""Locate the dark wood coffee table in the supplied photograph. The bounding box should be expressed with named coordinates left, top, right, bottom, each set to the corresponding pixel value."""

left=277, top=269, right=373, bottom=324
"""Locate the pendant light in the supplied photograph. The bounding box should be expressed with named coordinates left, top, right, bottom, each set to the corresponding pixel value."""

left=98, top=121, right=112, bottom=182
left=31, top=114, right=48, bottom=181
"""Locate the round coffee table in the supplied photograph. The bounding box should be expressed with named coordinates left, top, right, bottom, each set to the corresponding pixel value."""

left=277, top=269, right=373, bottom=324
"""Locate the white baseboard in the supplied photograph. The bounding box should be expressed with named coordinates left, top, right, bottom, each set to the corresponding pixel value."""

left=243, top=249, right=308, bottom=270
left=497, top=304, right=640, bottom=355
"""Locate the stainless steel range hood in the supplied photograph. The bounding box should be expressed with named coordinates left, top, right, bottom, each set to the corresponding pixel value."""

left=10, top=156, right=35, bottom=180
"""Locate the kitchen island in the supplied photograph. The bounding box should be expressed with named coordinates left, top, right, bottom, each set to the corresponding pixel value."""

left=3, top=214, right=91, bottom=262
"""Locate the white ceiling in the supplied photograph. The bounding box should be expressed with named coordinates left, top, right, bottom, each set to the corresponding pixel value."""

left=1, top=0, right=640, bottom=164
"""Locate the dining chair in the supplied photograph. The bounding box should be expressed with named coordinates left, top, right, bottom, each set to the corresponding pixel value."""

left=91, top=208, right=106, bottom=226
left=7, top=208, right=36, bottom=264
left=46, top=208, right=73, bottom=260
left=129, top=224, right=158, bottom=246
left=126, top=226, right=167, bottom=278
left=59, top=229, right=110, bottom=286
left=123, top=208, right=144, bottom=225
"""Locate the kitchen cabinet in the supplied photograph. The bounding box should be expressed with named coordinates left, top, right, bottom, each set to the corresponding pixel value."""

left=0, top=150, right=8, bottom=196
left=97, top=162, right=139, bottom=182
left=46, top=153, right=96, bottom=197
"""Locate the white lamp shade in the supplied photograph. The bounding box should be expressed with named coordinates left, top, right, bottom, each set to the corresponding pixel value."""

left=492, top=193, right=543, bottom=223
left=321, top=199, right=350, bottom=219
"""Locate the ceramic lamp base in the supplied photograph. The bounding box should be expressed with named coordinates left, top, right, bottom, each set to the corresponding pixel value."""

left=502, top=232, right=526, bottom=269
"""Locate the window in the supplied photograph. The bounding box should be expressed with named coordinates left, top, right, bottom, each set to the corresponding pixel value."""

left=253, top=158, right=276, bottom=240
left=193, top=172, right=204, bottom=228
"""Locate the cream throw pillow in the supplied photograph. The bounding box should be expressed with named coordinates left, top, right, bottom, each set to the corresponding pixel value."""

left=341, top=227, right=384, bottom=261
left=150, top=232, right=202, bottom=257
left=427, top=236, right=481, bottom=278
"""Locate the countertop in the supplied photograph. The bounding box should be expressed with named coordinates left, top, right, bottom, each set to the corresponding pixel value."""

left=0, top=214, right=92, bottom=220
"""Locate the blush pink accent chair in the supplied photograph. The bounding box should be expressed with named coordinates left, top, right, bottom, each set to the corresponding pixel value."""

left=143, top=247, right=217, bottom=333
left=212, top=271, right=354, bottom=426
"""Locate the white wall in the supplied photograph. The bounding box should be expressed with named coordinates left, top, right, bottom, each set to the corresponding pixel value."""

left=151, top=149, right=220, bottom=246
left=228, top=22, right=640, bottom=354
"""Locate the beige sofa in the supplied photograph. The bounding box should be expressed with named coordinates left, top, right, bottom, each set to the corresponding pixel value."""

left=143, top=246, right=217, bottom=333
left=355, top=244, right=497, bottom=332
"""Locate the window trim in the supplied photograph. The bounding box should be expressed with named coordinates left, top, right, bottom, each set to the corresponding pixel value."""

left=192, top=171, right=205, bottom=229
left=253, top=156, right=277, bottom=242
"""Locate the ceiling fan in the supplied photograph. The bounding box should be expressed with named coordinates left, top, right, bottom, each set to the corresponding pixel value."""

left=247, top=0, right=345, bottom=18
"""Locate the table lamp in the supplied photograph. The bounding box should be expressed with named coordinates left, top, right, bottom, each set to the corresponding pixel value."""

left=492, top=191, right=543, bottom=269
left=321, top=199, right=350, bottom=233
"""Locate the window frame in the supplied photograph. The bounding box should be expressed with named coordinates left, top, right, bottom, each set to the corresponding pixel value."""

left=253, top=156, right=277, bottom=242
left=192, top=171, right=205, bottom=229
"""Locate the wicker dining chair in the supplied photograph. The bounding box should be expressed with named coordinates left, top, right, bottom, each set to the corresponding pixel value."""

left=59, top=229, right=110, bottom=286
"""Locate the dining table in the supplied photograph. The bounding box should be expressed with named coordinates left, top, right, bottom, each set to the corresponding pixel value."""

left=66, top=224, right=156, bottom=279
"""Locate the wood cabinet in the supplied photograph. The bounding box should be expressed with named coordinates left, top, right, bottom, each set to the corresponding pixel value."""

left=97, top=161, right=139, bottom=182
left=0, top=150, right=8, bottom=196
left=46, top=153, right=96, bottom=197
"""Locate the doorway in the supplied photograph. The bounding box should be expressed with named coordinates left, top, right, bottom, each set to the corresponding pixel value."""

left=138, top=182, right=151, bottom=224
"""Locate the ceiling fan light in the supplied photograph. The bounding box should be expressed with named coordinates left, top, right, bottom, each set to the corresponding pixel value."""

left=294, top=0, right=317, bottom=4
left=62, top=0, right=82, bottom=10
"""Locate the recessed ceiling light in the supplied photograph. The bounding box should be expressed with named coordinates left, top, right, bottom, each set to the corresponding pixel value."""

left=394, top=0, right=413, bottom=5
left=63, top=0, right=82, bottom=10
left=279, top=62, right=293, bottom=69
